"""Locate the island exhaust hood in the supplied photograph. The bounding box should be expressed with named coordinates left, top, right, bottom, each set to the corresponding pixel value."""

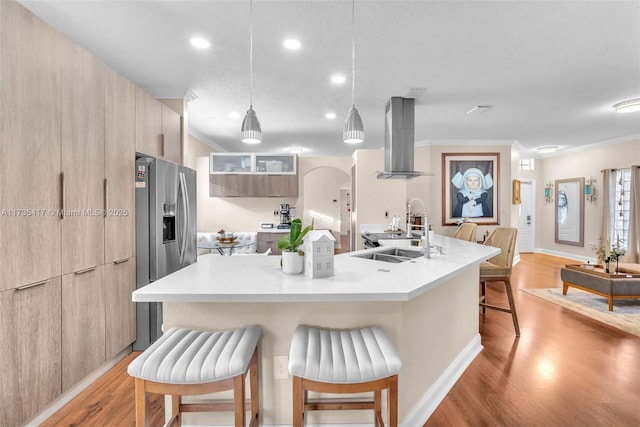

left=376, top=97, right=429, bottom=179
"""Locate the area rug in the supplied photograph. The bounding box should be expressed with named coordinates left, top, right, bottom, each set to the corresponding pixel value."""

left=521, top=287, right=640, bottom=337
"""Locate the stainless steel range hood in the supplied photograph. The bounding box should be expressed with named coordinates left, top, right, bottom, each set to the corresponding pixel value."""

left=376, top=97, right=427, bottom=179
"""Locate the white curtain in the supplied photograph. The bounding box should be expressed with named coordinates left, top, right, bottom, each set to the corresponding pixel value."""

left=624, top=165, right=640, bottom=263
left=600, top=169, right=615, bottom=244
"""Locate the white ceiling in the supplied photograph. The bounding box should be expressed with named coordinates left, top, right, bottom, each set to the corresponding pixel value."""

left=18, top=0, right=640, bottom=158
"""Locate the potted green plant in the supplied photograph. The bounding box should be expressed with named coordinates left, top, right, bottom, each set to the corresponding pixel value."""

left=278, top=218, right=313, bottom=274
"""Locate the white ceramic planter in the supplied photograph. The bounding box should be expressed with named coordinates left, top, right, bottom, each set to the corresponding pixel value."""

left=282, top=251, right=304, bottom=274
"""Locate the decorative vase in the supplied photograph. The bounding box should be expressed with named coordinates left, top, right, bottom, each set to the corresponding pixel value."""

left=604, top=257, right=610, bottom=273
left=282, top=251, right=304, bottom=275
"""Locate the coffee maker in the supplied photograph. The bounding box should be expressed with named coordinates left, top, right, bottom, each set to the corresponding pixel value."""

left=278, top=204, right=292, bottom=229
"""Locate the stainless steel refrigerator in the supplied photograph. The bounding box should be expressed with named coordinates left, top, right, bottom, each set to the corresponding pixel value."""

left=133, top=156, right=197, bottom=350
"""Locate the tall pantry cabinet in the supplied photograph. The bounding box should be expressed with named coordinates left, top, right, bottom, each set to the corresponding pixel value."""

left=0, top=3, right=64, bottom=426
left=0, top=0, right=62, bottom=293
left=0, top=1, right=138, bottom=425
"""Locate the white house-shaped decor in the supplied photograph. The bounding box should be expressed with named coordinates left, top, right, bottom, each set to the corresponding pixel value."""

left=303, top=230, right=335, bottom=278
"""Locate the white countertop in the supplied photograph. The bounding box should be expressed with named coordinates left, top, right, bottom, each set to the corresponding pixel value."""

left=133, top=235, right=499, bottom=303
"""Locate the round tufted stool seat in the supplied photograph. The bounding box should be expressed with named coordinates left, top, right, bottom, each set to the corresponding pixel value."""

left=288, top=325, right=402, bottom=427
left=128, top=326, right=261, bottom=427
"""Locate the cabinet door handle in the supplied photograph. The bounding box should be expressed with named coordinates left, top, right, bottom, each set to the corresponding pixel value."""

left=104, top=178, right=108, bottom=217
left=74, top=267, right=96, bottom=275
left=160, top=133, right=165, bottom=157
left=16, top=280, right=49, bottom=291
left=60, top=172, right=65, bottom=219
left=114, top=258, right=129, bottom=264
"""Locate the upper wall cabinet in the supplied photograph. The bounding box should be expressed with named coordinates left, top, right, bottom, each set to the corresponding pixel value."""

left=61, top=42, right=106, bottom=275
left=161, top=104, right=182, bottom=164
left=209, top=153, right=298, bottom=197
left=0, top=0, right=63, bottom=291
left=104, top=67, right=136, bottom=263
left=210, top=153, right=297, bottom=175
left=135, top=88, right=182, bottom=163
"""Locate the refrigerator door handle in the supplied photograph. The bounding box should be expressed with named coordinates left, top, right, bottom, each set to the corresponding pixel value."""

left=178, top=172, right=188, bottom=265
left=183, top=172, right=191, bottom=259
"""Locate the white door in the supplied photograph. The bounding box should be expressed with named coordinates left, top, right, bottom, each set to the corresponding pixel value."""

left=518, top=180, right=535, bottom=252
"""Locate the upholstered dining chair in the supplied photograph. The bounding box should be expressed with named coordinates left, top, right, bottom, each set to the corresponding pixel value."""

left=453, top=222, right=478, bottom=242
left=479, top=227, right=520, bottom=336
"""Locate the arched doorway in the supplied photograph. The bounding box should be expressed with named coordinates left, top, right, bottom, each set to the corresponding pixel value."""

left=303, top=166, right=350, bottom=251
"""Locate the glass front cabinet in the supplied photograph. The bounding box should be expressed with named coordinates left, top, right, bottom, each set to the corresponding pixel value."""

left=210, top=153, right=297, bottom=175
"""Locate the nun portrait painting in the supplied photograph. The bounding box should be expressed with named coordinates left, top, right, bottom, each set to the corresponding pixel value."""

left=451, top=167, right=494, bottom=217
left=442, top=153, right=499, bottom=225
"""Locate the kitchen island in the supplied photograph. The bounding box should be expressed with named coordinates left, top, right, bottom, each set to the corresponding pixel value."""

left=133, top=235, right=499, bottom=426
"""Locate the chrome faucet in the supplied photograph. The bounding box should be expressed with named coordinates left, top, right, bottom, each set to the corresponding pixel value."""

left=406, top=197, right=430, bottom=258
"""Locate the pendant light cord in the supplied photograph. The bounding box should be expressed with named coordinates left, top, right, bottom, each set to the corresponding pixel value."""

left=249, top=0, right=254, bottom=108
left=351, top=0, right=356, bottom=108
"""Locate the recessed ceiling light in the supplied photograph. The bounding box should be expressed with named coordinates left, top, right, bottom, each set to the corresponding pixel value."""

left=613, top=98, right=640, bottom=113
left=190, top=37, right=210, bottom=49
left=288, top=147, right=304, bottom=154
left=283, top=39, right=301, bottom=50
left=228, top=111, right=241, bottom=119
left=325, top=112, right=337, bottom=119
left=330, top=75, right=346, bottom=85
left=536, top=145, right=559, bottom=154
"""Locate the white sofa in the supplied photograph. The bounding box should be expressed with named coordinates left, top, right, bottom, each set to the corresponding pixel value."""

left=197, top=231, right=262, bottom=256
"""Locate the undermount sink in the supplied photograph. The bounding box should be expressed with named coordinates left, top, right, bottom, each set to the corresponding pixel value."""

left=352, top=247, right=424, bottom=263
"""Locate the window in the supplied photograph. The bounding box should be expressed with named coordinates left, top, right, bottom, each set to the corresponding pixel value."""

left=519, top=159, right=534, bottom=171
left=613, top=168, right=631, bottom=250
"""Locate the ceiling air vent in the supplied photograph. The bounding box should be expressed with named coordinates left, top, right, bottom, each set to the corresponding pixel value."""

left=466, top=105, right=493, bottom=115
left=403, top=87, right=427, bottom=99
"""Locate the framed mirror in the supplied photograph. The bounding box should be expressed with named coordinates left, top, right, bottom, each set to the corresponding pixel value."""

left=555, top=177, right=584, bottom=246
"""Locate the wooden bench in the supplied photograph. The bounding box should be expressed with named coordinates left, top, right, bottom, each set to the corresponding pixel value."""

left=561, top=264, right=640, bottom=311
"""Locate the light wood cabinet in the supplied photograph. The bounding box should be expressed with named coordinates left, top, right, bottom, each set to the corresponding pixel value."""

left=161, top=103, right=182, bottom=164
left=135, top=88, right=182, bottom=162
left=209, top=174, right=255, bottom=197
left=105, top=257, right=136, bottom=359
left=0, top=0, right=62, bottom=291
left=257, top=232, right=288, bottom=255
left=62, top=266, right=106, bottom=392
left=0, top=278, right=62, bottom=427
left=135, top=87, right=162, bottom=158
left=261, top=174, right=299, bottom=197
left=61, top=42, right=106, bottom=274
left=104, top=67, right=136, bottom=263
left=208, top=153, right=298, bottom=197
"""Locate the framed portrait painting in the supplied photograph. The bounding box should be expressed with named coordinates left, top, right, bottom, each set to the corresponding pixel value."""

left=442, top=152, right=500, bottom=225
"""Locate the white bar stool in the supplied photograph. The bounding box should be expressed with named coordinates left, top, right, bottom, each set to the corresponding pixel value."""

left=127, top=325, right=261, bottom=426
left=288, top=325, right=402, bottom=427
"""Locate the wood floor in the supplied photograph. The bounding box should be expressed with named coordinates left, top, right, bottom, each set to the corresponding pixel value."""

left=40, top=253, right=640, bottom=426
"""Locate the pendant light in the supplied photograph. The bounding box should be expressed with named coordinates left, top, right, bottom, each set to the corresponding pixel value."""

left=343, top=0, right=364, bottom=144
left=241, top=0, right=262, bottom=144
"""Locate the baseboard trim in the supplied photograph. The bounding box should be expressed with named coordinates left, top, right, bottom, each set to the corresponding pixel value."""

left=534, top=248, right=594, bottom=264
left=25, top=348, right=130, bottom=427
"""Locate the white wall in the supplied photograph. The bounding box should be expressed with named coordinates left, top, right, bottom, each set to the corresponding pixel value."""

left=536, top=138, right=640, bottom=260
left=419, top=144, right=514, bottom=240
left=302, top=166, right=349, bottom=232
